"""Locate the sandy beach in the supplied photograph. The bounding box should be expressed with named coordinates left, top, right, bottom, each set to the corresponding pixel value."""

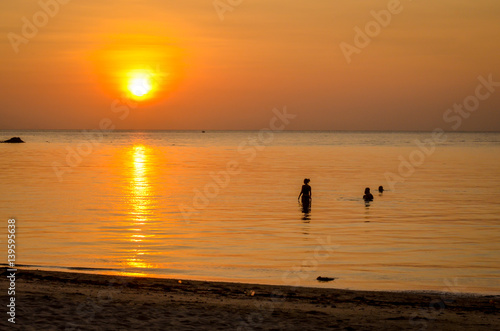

left=2, top=268, right=498, bottom=330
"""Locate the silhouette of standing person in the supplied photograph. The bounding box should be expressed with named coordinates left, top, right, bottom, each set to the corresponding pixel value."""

left=363, top=187, right=374, bottom=201
left=298, top=178, right=312, bottom=212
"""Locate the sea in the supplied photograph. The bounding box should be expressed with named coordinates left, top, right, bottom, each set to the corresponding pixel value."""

left=1, top=130, right=499, bottom=294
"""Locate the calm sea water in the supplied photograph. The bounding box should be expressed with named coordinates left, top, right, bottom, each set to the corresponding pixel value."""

left=1, top=130, right=499, bottom=294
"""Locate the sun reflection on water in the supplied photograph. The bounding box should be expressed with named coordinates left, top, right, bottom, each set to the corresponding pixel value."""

left=125, top=144, right=154, bottom=272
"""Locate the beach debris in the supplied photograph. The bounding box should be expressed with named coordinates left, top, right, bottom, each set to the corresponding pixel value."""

left=316, top=276, right=335, bottom=282
left=245, top=290, right=255, bottom=296
left=1, top=137, right=25, bottom=143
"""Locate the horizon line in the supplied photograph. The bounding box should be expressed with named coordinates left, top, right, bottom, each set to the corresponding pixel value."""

left=1, top=129, right=500, bottom=133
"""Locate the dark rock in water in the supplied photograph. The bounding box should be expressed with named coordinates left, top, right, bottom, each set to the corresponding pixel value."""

left=316, top=276, right=335, bottom=282
left=2, top=137, right=25, bottom=143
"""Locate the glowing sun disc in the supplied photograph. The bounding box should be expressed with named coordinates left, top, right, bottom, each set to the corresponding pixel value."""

left=128, top=75, right=152, bottom=97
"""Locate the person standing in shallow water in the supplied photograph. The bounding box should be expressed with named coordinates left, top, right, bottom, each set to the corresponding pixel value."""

left=298, top=178, right=312, bottom=211
left=363, top=187, right=374, bottom=201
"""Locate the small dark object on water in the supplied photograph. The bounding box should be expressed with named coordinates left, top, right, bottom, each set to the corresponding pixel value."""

left=363, top=187, right=373, bottom=201
left=378, top=186, right=384, bottom=193
left=202, top=130, right=206, bottom=133
left=316, top=276, right=335, bottom=282
left=2, top=137, right=25, bottom=143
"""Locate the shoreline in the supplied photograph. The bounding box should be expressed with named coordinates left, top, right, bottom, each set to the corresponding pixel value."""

left=2, top=268, right=499, bottom=330
left=5, top=264, right=498, bottom=296
left=4, top=264, right=497, bottom=297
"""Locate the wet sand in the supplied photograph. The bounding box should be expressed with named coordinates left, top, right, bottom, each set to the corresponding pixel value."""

left=2, top=268, right=499, bottom=330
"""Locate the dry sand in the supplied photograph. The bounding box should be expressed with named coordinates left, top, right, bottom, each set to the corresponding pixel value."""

left=1, top=268, right=499, bottom=330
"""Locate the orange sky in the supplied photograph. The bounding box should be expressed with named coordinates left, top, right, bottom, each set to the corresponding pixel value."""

left=1, top=0, right=499, bottom=130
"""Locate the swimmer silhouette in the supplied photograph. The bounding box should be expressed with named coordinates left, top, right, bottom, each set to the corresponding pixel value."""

left=363, top=187, right=374, bottom=201
left=378, top=186, right=384, bottom=194
left=298, top=178, right=312, bottom=212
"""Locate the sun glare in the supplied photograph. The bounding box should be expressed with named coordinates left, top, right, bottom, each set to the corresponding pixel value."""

left=129, top=76, right=152, bottom=97
left=90, top=34, right=183, bottom=103
left=127, top=70, right=156, bottom=100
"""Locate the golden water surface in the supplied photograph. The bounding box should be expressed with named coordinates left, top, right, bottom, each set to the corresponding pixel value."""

left=0, top=131, right=499, bottom=293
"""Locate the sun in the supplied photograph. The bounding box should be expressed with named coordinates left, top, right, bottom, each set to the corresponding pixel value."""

left=126, top=69, right=159, bottom=100
left=129, top=76, right=152, bottom=97
left=90, top=33, right=185, bottom=103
